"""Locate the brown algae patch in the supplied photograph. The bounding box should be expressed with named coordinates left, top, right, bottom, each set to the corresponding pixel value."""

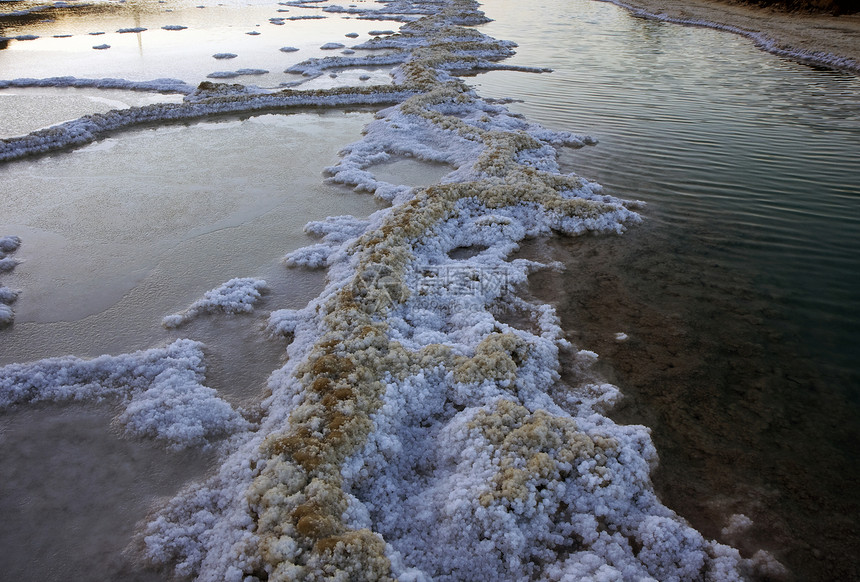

left=471, top=399, right=619, bottom=507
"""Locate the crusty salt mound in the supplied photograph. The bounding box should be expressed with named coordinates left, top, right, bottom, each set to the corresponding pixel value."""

left=0, top=235, right=21, bottom=326
left=163, top=278, right=269, bottom=328
left=0, top=339, right=250, bottom=449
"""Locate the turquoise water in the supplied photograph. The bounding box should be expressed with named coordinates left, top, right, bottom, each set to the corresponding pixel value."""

left=473, top=0, right=860, bottom=578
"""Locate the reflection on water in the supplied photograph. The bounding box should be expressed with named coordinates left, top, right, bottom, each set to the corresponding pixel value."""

left=0, top=0, right=401, bottom=87
left=476, top=0, right=860, bottom=578
left=0, top=111, right=378, bottom=329
left=0, top=87, right=185, bottom=138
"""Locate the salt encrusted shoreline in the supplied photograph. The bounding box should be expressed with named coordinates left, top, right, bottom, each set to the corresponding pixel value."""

left=0, top=235, right=22, bottom=326
left=0, top=84, right=417, bottom=162
left=0, top=340, right=250, bottom=449
left=141, top=1, right=780, bottom=580
left=0, top=0, right=790, bottom=579
left=600, top=0, right=860, bottom=73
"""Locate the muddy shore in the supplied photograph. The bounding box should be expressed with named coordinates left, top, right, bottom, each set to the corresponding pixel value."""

left=601, top=0, right=860, bottom=72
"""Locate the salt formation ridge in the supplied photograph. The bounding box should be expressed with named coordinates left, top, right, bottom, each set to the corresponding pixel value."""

left=144, top=1, right=771, bottom=580
left=163, top=278, right=269, bottom=328
left=0, top=235, right=22, bottom=326
left=0, top=84, right=416, bottom=162
left=0, top=0, right=780, bottom=579
left=600, top=0, right=860, bottom=74
left=0, top=76, right=195, bottom=93
left=0, top=339, right=250, bottom=449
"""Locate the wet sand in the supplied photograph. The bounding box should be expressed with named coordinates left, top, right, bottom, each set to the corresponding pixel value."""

left=602, top=0, right=860, bottom=71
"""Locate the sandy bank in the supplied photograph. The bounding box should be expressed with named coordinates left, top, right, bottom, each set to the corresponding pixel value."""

left=600, top=0, right=860, bottom=72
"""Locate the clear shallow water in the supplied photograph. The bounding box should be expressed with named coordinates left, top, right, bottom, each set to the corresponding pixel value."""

left=0, top=87, right=185, bottom=138
left=0, top=404, right=217, bottom=581
left=368, top=156, right=454, bottom=188
left=474, top=0, right=860, bottom=381
left=474, top=0, right=860, bottom=578
left=0, top=111, right=380, bottom=332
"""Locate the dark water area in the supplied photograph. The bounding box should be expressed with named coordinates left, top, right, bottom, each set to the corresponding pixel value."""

left=475, top=0, right=860, bottom=579
left=0, top=404, right=217, bottom=581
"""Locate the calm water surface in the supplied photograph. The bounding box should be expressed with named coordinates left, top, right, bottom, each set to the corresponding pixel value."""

left=475, top=0, right=859, bottom=578
left=0, top=0, right=397, bottom=88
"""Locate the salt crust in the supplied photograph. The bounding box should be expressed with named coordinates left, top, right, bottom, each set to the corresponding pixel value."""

left=283, top=215, right=372, bottom=269
left=282, top=14, right=326, bottom=20
left=207, top=69, right=270, bottom=79
left=0, top=235, right=21, bottom=326
left=0, top=257, right=19, bottom=272
left=146, top=1, right=769, bottom=580
left=0, top=84, right=416, bottom=162
left=0, top=76, right=194, bottom=94
left=0, top=0, right=777, bottom=579
left=0, top=339, right=250, bottom=449
left=721, top=514, right=753, bottom=539
left=2, top=34, right=39, bottom=41
left=1, top=1, right=87, bottom=20
left=0, top=304, right=13, bottom=324
left=163, top=278, right=269, bottom=328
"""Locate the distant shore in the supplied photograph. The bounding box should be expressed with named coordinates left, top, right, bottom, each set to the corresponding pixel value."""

left=599, top=0, right=860, bottom=73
